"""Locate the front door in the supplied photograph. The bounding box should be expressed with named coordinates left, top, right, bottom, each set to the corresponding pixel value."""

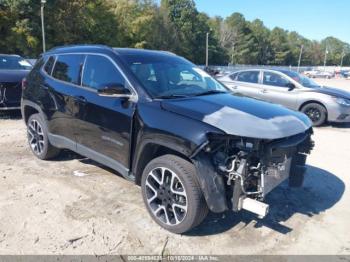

left=74, top=54, right=136, bottom=175
left=260, top=71, right=298, bottom=110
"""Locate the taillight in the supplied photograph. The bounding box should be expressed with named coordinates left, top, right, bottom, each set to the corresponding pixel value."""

left=22, top=78, right=28, bottom=90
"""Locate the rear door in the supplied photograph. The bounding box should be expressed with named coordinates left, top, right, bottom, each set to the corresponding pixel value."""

left=260, top=71, right=298, bottom=109
left=228, top=70, right=264, bottom=100
left=44, top=54, right=85, bottom=145
left=73, top=54, right=136, bottom=174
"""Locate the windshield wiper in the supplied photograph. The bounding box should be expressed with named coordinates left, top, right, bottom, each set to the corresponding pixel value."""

left=155, top=90, right=227, bottom=99
left=154, top=94, right=189, bottom=99
left=193, top=90, right=227, bottom=97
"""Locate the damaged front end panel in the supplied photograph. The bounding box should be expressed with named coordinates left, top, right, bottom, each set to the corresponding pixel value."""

left=193, top=128, right=314, bottom=217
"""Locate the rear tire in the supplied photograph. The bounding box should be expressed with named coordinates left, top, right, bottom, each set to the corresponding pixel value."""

left=301, top=102, right=327, bottom=127
left=141, top=155, right=208, bottom=234
left=27, top=113, right=60, bottom=160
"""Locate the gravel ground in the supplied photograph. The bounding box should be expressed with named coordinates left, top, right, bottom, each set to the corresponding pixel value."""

left=0, top=79, right=349, bottom=255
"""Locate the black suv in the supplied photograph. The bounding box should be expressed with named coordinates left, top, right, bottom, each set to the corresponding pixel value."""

left=22, top=45, right=314, bottom=233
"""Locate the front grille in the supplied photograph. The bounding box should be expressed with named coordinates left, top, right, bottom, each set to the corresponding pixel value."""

left=0, top=82, right=22, bottom=107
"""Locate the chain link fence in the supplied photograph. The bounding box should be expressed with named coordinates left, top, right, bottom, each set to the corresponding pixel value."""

left=202, top=65, right=350, bottom=74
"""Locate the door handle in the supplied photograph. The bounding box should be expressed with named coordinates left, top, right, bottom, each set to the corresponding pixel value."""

left=261, top=89, right=268, bottom=93
left=73, top=95, right=87, bottom=103
left=232, top=85, right=238, bottom=89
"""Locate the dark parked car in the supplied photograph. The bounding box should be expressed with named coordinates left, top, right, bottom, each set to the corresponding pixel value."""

left=0, top=54, right=32, bottom=110
left=22, top=45, right=314, bottom=233
left=340, top=70, right=350, bottom=79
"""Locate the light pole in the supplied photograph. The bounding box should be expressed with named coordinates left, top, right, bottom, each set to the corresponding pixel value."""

left=205, top=32, right=209, bottom=67
left=231, top=44, right=235, bottom=65
left=40, top=0, right=46, bottom=52
left=323, top=47, right=328, bottom=72
left=340, top=48, right=345, bottom=68
left=297, top=45, right=303, bottom=73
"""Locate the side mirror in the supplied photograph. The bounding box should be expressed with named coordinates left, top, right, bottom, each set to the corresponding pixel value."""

left=97, top=83, right=132, bottom=98
left=287, top=83, right=296, bottom=91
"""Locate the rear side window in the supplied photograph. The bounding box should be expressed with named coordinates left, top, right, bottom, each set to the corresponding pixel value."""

left=43, top=56, right=55, bottom=75
left=82, top=55, right=125, bottom=90
left=236, top=71, right=260, bottom=84
left=52, top=54, right=85, bottom=85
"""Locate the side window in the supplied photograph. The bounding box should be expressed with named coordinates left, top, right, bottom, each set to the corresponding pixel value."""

left=236, top=71, right=260, bottom=84
left=263, top=72, right=292, bottom=87
left=229, top=72, right=238, bottom=80
left=52, top=54, right=85, bottom=85
left=43, top=56, right=55, bottom=75
left=82, top=55, right=125, bottom=90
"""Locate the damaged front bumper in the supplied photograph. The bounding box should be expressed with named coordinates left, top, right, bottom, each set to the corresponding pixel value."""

left=192, top=128, right=314, bottom=217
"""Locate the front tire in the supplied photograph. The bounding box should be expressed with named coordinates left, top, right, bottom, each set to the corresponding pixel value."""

left=141, top=155, right=208, bottom=234
left=27, top=113, right=60, bottom=160
left=301, top=102, right=327, bottom=127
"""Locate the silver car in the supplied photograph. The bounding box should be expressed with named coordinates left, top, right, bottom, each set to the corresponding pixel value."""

left=218, top=69, right=350, bottom=126
left=304, top=70, right=334, bottom=79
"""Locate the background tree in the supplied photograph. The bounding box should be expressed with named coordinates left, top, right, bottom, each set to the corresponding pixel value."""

left=222, top=13, right=259, bottom=64
left=321, top=37, right=350, bottom=66
left=0, top=0, right=349, bottom=66
left=248, top=19, right=272, bottom=64
left=269, top=27, right=292, bottom=65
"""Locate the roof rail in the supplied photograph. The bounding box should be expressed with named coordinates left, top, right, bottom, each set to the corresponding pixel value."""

left=46, top=44, right=111, bottom=53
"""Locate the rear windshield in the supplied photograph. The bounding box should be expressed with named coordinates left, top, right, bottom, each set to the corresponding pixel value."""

left=0, top=55, right=32, bottom=70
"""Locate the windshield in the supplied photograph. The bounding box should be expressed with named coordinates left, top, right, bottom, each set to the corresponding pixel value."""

left=120, top=53, right=228, bottom=98
left=283, top=70, right=320, bottom=88
left=0, top=55, right=32, bottom=70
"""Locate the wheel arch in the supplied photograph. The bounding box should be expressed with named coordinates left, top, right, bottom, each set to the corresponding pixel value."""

left=299, top=100, right=328, bottom=114
left=22, top=100, right=48, bottom=124
left=133, top=141, right=192, bottom=186
left=23, top=105, right=39, bottom=124
left=132, top=139, right=228, bottom=213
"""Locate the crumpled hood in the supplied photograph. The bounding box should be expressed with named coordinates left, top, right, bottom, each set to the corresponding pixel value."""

left=161, top=93, right=312, bottom=139
left=0, top=70, right=30, bottom=83
left=302, top=86, right=350, bottom=99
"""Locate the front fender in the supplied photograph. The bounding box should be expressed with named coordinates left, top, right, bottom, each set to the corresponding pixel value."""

left=133, top=102, right=228, bottom=212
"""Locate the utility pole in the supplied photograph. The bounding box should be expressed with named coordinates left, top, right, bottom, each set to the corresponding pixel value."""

left=340, top=48, right=345, bottom=68
left=41, top=0, right=46, bottom=53
left=205, top=32, right=209, bottom=67
left=297, top=45, right=304, bottom=73
left=323, top=47, right=328, bottom=72
left=231, top=44, right=235, bottom=65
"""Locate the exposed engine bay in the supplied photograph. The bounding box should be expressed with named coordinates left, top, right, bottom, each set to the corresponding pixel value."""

left=194, top=128, right=314, bottom=217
